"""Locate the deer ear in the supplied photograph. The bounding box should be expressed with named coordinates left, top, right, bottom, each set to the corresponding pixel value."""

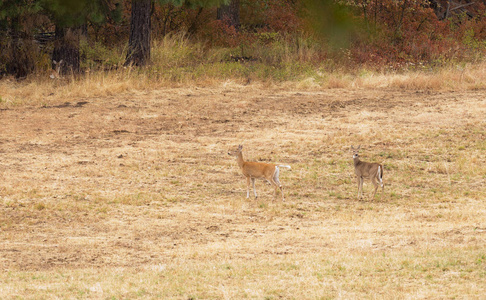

left=357, top=145, right=361, bottom=150
left=351, top=145, right=354, bottom=150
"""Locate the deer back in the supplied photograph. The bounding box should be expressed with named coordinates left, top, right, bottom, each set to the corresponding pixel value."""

left=242, top=161, right=275, bottom=179
left=355, top=160, right=381, bottom=178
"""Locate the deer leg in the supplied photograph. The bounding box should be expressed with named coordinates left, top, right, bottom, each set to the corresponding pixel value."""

left=356, top=176, right=363, bottom=200
left=360, top=177, right=365, bottom=199
left=268, top=168, right=276, bottom=200
left=251, top=177, right=257, bottom=198
left=271, top=179, right=284, bottom=201
left=269, top=179, right=278, bottom=200
left=371, top=177, right=379, bottom=200
left=265, top=176, right=278, bottom=201
left=246, top=177, right=251, bottom=198
left=272, top=167, right=285, bottom=201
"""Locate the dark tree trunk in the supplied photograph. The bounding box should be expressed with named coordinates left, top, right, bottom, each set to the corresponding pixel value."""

left=7, top=16, right=35, bottom=79
left=217, top=0, right=240, bottom=30
left=52, top=25, right=81, bottom=75
left=125, top=0, right=151, bottom=66
left=187, top=7, right=204, bottom=35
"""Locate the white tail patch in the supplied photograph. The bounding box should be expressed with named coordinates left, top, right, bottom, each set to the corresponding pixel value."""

left=378, top=165, right=384, bottom=186
left=273, top=166, right=281, bottom=185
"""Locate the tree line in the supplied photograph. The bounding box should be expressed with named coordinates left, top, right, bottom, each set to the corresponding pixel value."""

left=1, top=0, right=486, bottom=79
left=0, top=0, right=237, bottom=78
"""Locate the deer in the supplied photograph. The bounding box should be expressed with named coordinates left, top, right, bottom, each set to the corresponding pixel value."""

left=228, top=145, right=291, bottom=201
left=351, top=145, right=384, bottom=201
left=49, top=59, right=63, bottom=79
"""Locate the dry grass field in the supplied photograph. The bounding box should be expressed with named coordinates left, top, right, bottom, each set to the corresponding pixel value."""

left=1, top=77, right=486, bottom=299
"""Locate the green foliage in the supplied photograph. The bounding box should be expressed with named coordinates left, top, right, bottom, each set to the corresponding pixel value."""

left=80, top=39, right=124, bottom=69
left=0, top=0, right=43, bottom=31
left=301, top=0, right=359, bottom=49
left=462, top=28, right=486, bottom=49
left=40, top=0, right=87, bottom=26
left=40, top=0, right=122, bottom=27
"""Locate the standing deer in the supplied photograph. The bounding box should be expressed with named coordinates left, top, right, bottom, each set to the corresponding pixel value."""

left=49, top=59, right=63, bottom=79
left=228, top=145, right=291, bottom=201
left=352, top=145, right=384, bottom=200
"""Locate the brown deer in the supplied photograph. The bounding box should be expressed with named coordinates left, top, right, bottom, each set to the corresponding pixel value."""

left=49, top=59, right=63, bottom=79
left=228, top=145, right=291, bottom=201
left=352, top=145, right=384, bottom=200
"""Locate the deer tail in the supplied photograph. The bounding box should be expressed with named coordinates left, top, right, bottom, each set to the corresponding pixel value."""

left=378, top=165, right=383, bottom=186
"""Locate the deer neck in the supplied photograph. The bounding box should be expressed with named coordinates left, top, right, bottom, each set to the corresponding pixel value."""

left=353, top=157, right=361, bottom=167
left=237, top=152, right=245, bottom=168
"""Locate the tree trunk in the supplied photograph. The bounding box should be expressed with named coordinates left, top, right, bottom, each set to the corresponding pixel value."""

left=125, top=0, right=151, bottom=66
left=217, top=0, right=240, bottom=30
left=52, top=25, right=81, bottom=75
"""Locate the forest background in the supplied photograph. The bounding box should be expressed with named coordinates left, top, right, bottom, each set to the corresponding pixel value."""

left=1, top=1, right=486, bottom=298
left=1, top=0, right=486, bottom=83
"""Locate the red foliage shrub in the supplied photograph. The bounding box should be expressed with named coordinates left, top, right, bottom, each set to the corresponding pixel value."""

left=195, top=0, right=302, bottom=52
left=346, top=0, right=486, bottom=69
left=88, top=0, right=486, bottom=69
left=200, top=19, right=241, bottom=48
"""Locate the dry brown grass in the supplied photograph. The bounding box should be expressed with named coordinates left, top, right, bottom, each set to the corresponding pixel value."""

left=1, top=74, right=486, bottom=298
left=2, top=61, right=486, bottom=109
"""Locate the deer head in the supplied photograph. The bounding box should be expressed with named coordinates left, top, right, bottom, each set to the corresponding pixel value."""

left=50, top=59, right=64, bottom=79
